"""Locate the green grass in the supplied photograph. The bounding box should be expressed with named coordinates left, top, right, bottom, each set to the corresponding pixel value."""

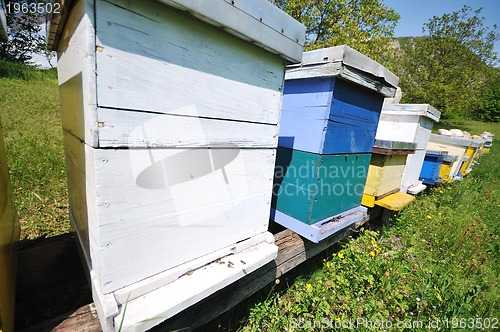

left=241, top=127, right=500, bottom=331
left=0, top=68, right=70, bottom=240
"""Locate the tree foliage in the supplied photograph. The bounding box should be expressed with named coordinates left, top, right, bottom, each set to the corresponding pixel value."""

left=475, top=68, right=500, bottom=123
left=397, top=6, right=499, bottom=119
left=271, top=0, right=400, bottom=62
left=0, top=0, right=46, bottom=65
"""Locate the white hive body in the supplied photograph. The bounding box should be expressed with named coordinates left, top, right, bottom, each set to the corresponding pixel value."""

left=375, top=104, right=441, bottom=194
left=47, top=0, right=305, bottom=330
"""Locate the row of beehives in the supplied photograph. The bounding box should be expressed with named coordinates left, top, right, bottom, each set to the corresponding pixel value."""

left=37, top=1, right=495, bottom=331
left=273, top=69, right=495, bottom=241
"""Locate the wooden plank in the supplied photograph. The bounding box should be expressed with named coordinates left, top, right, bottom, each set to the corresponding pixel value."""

left=97, top=107, right=278, bottom=148
left=374, top=192, right=415, bottom=211
left=460, top=146, right=476, bottom=175
left=372, top=147, right=415, bottom=155
left=21, top=304, right=101, bottom=332
left=278, top=77, right=332, bottom=153
left=48, top=0, right=306, bottom=60
left=0, top=119, right=20, bottom=332
left=95, top=0, right=285, bottom=127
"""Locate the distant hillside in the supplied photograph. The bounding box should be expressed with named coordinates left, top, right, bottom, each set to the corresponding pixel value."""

left=394, top=36, right=427, bottom=50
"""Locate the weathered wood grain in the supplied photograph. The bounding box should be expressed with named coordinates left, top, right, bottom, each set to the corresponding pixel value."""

left=97, top=107, right=278, bottom=148
left=0, top=119, right=19, bottom=332
left=95, top=0, right=285, bottom=127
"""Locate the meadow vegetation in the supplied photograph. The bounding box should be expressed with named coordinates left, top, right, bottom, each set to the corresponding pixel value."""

left=0, top=61, right=69, bottom=239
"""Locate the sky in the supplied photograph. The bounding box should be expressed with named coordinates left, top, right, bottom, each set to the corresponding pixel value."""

left=383, top=0, right=500, bottom=57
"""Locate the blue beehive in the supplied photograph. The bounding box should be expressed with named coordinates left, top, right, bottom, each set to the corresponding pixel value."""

left=272, top=46, right=399, bottom=242
left=419, top=150, right=447, bottom=185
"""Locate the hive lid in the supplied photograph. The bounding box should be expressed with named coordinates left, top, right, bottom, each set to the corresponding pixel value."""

left=374, top=139, right=417, bottom=150
left=285, top=45, right=399, bottom=97
left=470, top=139, right=485, bottom=148
left=381, top=104, right=441, bottom=123
left=442, top=154, right=458, bottom=162
left=430, top=133, right=472, bottom=147
left=0, top=0, right=7, bottom=41
left=46, top=0, right=306, bottom=62
left=426, top=150, right=448, bottom=156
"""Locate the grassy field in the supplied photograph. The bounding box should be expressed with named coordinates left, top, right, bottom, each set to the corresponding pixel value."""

left=1, top=64, right=499, bottom=330
left=0, top=63, right=70, bottom=240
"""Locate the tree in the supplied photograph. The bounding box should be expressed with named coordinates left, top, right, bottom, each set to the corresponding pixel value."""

left=396, top=6, right=499, bottom=119
left=271, top=0, right=400, bottom=63
left=475, top=68, right=500, bottom=122
left=0, top=0, right=47, bottom=65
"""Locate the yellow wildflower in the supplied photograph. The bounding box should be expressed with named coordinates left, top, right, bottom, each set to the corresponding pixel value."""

left=338, top=252, right=345, bottom=259
left=369, top=251, right=375, bottom=257
left=306, top=283, right=312, bottom=292
left=427, top=215, right=432, bottom=220
left=436, top=294, right=443, bottom=302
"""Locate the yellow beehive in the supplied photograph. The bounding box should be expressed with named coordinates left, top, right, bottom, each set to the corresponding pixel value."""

left=439, top=162, right=453, bottom=181
left=362, top=140, right=416, bottom=208
left=364, top=154, right=408, bottom=197
left=439, top=154, right=457, bottom=182
left=460, top=139, right=484, bottom=175
left=459, top=146, right=475, bottom=175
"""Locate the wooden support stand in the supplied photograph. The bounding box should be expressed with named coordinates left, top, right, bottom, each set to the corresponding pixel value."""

left=17, top=215, right=371, bottom=332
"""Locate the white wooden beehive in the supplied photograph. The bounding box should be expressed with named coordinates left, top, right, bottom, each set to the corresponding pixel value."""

left=47, top=0, right=305, bottom=330
left=427, top=134, right=472, bottom=178
left=376, top=103, right=441, bottom=194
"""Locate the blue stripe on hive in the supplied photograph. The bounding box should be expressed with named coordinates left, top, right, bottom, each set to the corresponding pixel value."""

left=419, top=153, right=444, bottom=185
left=279, top=77, right=383, bottom=155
